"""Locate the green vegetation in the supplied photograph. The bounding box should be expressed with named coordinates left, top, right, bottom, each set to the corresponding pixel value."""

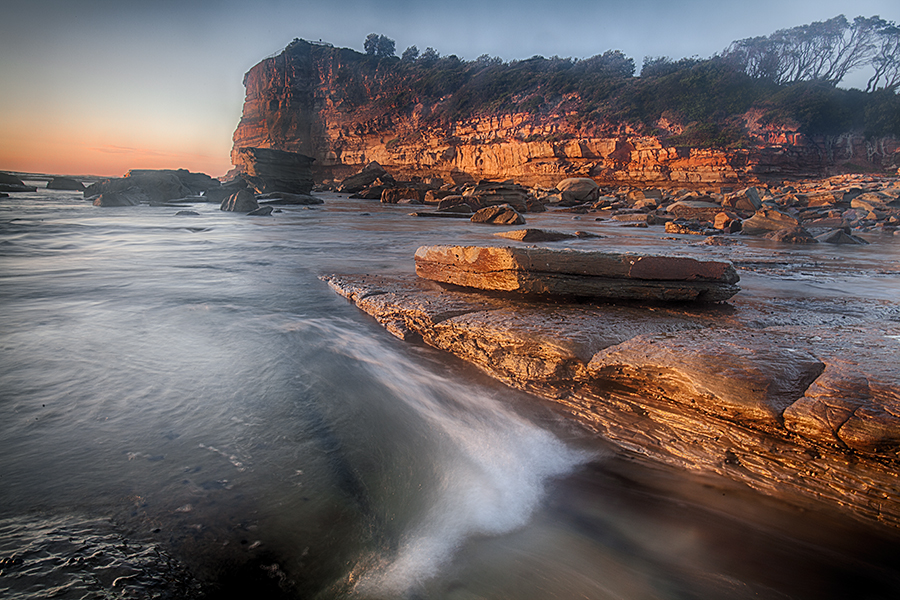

left=304, top=21, right=899, bottom=150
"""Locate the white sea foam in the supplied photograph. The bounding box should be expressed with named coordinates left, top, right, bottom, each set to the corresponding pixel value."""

left=314, top=319, right=590, bottom=596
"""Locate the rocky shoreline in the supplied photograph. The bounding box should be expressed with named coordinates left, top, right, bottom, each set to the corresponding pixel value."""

left=323, top=263, right=900, bottom=528
left=315, top=165, right=899, bottom=529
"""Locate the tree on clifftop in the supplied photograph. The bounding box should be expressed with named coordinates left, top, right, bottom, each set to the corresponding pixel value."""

left=364, top=33, right=396, bottom=58
left=723, top=14, right=899, bottom=89
left=401, top=45, right=419, bottom=62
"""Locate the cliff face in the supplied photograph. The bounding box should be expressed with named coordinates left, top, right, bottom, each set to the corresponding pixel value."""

left=231, top=40, right=899, bottom=188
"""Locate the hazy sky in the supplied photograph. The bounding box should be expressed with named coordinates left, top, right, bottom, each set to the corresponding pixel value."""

left=1, top=0, right=897, bottom=177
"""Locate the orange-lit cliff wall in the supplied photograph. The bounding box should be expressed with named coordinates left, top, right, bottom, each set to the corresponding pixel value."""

left=231, top=41, right=899, bottom=188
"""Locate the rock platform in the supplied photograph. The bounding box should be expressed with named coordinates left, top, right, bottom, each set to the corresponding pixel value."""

left=414, top=245, right=741, bottom=302
left=323, top=270, right=900, bottom=528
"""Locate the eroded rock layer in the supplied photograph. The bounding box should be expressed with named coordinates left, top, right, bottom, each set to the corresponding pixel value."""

left=323, top=273, right=900, bottom=528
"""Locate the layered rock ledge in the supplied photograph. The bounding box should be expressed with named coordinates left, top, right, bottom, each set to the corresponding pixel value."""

left=322, top=272, right=900, bottom=528
left=414, top=245, right=740, bottom=302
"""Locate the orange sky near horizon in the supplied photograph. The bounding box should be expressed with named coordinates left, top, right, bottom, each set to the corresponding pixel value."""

left=0, top=141, right=235, bottom=180
left=0, top=88, right=238, bottom=178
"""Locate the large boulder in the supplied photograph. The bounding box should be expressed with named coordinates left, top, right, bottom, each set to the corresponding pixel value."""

left=232, top=147, right=315, bottom=195
left=220, top=189, right=259, bottom=212
left=556, top=178, right=600, bottom=204
left=414, top=245, right=740, bottom=302
left=463, top=181, right=530, bottom=212
left=84, top=171, right=191, bottom=204
left=46, top=177, right=85, bottom=191
left=338, top=161, right=391, bottom=193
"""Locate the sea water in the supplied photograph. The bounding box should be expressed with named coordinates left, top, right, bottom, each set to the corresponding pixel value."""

left=1, top=185, right=899, bottom=599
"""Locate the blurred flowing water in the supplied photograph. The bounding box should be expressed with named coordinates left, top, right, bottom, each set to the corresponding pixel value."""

left=1, top=185, right=899, bottom=599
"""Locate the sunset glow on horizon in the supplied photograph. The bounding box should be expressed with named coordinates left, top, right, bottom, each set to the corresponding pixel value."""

left=2, top=0, right=896, bottom=180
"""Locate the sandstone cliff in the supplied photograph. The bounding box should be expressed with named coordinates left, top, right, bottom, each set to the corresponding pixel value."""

left=231, top=39, right=899, bottom=188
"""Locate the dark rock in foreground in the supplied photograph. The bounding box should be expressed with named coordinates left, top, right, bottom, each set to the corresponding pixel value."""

left=414, top=245, right=740, bottom=302
left=322, top=273, right=900, bottom=528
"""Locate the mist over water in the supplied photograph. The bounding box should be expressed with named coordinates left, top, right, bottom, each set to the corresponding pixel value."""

left=2, top=186, right=899, bottom=599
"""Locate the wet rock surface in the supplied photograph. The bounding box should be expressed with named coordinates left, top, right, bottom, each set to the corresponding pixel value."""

left=323, top=229, right=900, bottom=527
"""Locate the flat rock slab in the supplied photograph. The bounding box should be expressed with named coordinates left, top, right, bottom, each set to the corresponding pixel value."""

left=414, top=245, right=740, bottom=302
left=324, top=273, right=900, bottom=528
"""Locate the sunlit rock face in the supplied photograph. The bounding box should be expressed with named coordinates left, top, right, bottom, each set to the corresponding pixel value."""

left=231, top=39, right=899, bottom=187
